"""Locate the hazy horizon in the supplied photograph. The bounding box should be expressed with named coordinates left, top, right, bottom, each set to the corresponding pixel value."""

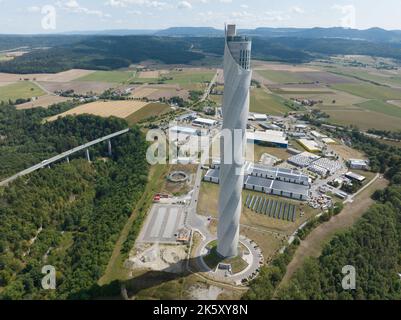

left=1, top=0, right=401, bottom=34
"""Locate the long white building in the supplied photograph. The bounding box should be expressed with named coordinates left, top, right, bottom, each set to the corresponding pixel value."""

left=217, top=24, right=252, bottom=258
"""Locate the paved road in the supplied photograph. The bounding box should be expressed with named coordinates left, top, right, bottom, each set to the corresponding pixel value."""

left=0, top=128, right=129, bottom=186
left=201, top=70, right=221, bottom=102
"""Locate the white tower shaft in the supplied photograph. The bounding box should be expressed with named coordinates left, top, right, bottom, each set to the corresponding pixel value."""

left=217, top=25, right=252, bottom=258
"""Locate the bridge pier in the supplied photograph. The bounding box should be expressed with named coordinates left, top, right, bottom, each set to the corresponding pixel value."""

left=108, top=139, right=112, bottom=157
left=66, top=157, right=70, bottom=164
left=86, top=149, right=91, bottom=163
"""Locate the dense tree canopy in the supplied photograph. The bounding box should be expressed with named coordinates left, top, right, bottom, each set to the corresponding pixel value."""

left=0, top=104, right=149, bottom=299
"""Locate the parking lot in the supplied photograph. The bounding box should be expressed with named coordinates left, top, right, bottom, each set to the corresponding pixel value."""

left=137, top=204, right=186, bottom=244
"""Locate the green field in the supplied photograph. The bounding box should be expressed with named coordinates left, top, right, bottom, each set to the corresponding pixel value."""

left=331, top=69, right=401, bottom=88
left=356, top=100, right=401, bottom=119
left=323, top=107, right=401, bottom=131
left=250, top=88, right=292, bottom=115
left=77, top=71, right=136, bottom=83
left=256, top=70, right=307, bottom=83
left=125, top=103, right=171, bottom=124
left=331, top=83, right=401, bottom=100
left=163, top=70, right=215, bottom=86
left=0, top=82, right=45, bottom=102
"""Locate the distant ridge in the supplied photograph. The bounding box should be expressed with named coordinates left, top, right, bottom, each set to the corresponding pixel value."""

left=61, top=26, right=401, bottom=43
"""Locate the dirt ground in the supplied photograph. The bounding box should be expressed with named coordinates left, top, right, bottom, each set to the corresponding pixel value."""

left=131, top=85, right=189, bottom=100
left=47, top=100, right=149, bottom=120
left=16, top=95, right=71, bottom=109
left=0, top=69, right=95, bottom=83
left=253, top=61, right=320, bottom=72
left=279, top=175, right=388, bottom=288
left=330, top=144, right=367, bottom=160
left=138, top=70, right=168, bottom=78
left=38, top=81, right=119, bottom=95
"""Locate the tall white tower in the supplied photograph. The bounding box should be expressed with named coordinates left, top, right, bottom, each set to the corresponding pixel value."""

left=217, top=24, right=252, bottom=258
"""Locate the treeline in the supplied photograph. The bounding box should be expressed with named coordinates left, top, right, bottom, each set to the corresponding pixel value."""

left=0, top=36, right=205, bottom=74
left=367, top=129, right=401, bottom=141
left=3, top=34, right=401, bottom=74
left=0, top=101, right=84, bottom=179
left=244, top=130, right=401, bottom=300
left=0, top=110, right=149, bottom=299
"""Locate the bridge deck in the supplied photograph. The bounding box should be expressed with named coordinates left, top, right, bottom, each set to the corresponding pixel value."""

left=0, top=128, right=130, bottom=187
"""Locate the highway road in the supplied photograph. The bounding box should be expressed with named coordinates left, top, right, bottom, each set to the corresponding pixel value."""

left=0, top=128, right=130, bottom=187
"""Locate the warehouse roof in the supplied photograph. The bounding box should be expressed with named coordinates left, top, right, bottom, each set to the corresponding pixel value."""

left=247, top=130, right=288, bottom=145
left=245, top=175, right=309, bottom=196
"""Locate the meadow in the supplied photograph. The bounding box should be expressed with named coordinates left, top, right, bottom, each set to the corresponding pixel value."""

left=0, top=81, right=45, bottom=102
left=330, top=83, right=401, bottom=100
left=77, top=70, right=135, bottom=83
left=250, top=88, right=292, bottom=115
left=256, top=70, right=307, bottom=84
left=125, top=103, right=171, bottom=124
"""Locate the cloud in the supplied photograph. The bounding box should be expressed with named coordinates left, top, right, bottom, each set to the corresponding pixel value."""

left=290, top=6, right=305, bottom=14
left=177, top=1, right=192, bottom=9
left=105, top=0, right=166, bottom=9
left=27, top=6, right=41, bottom=13
left=57, top=0, right=111, bottom=18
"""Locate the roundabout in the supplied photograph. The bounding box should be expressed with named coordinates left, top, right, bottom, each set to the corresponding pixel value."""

left=195, top=235, right=264, bottom=286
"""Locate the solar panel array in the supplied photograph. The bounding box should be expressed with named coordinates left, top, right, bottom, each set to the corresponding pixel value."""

left=245, top=194, right=297, bottom=222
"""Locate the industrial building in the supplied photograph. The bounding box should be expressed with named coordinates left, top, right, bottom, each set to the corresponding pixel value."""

left=258, top=122, right=281, bottom=131
left=193, top=117, right=217, bottom=127
left=345, top=172, right=366, bottom=182
left=248, top=113, right=268, bottom=121
left=245, top=162, right=310, bottom=186
left=322, top=138, right=337, bottom=145
left=311, top=130, right=328, bottom=139
left=169, top=126, right=198, bottom=136
left=204, top=162, right=310, bottom=201
left=288, top=152, right=321, bottom=168
left=348, top=159, right=369, bottom=170
left=247, top=130, right=288, bottom=148
left=297, top=139, right=322, bottom=153
left=176, top=112, right=197, bottom=122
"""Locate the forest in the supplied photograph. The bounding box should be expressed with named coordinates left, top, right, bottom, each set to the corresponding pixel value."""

left=0, top=104, right=149, bottom=299
left=244, top=130, right=401, bottom=300
left=2, top=34, right=401, bottom=73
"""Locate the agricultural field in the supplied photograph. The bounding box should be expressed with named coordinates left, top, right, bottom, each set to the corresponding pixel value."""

left=125, top=102, right=172, bottom=124
left=256, top=70, right=308, bottom=84
left=330, top=83, right=401, bottom=100
left=322, top=107, right=401, bottom=131
left=47, top=100, right=150, bottom=121
left=163, top=68, right=215, bottom=88
left=76, top=70, right=135, bottom=83
left=37, top=81, right=119, bottom=95
left=331, top=69, right=401, bottom=88
left=255, top=59, right=401, bottom=131
left=16, top=95, right=71, bottom=110
left=356, top=100, right=401, bottom=119
left=250, top=88, right=292, bottom=115
left=0, top=81, right=45, bottom=102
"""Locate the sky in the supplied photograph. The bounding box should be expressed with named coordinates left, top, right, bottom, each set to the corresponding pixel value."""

left=0, top=0, right=401, bottom=34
